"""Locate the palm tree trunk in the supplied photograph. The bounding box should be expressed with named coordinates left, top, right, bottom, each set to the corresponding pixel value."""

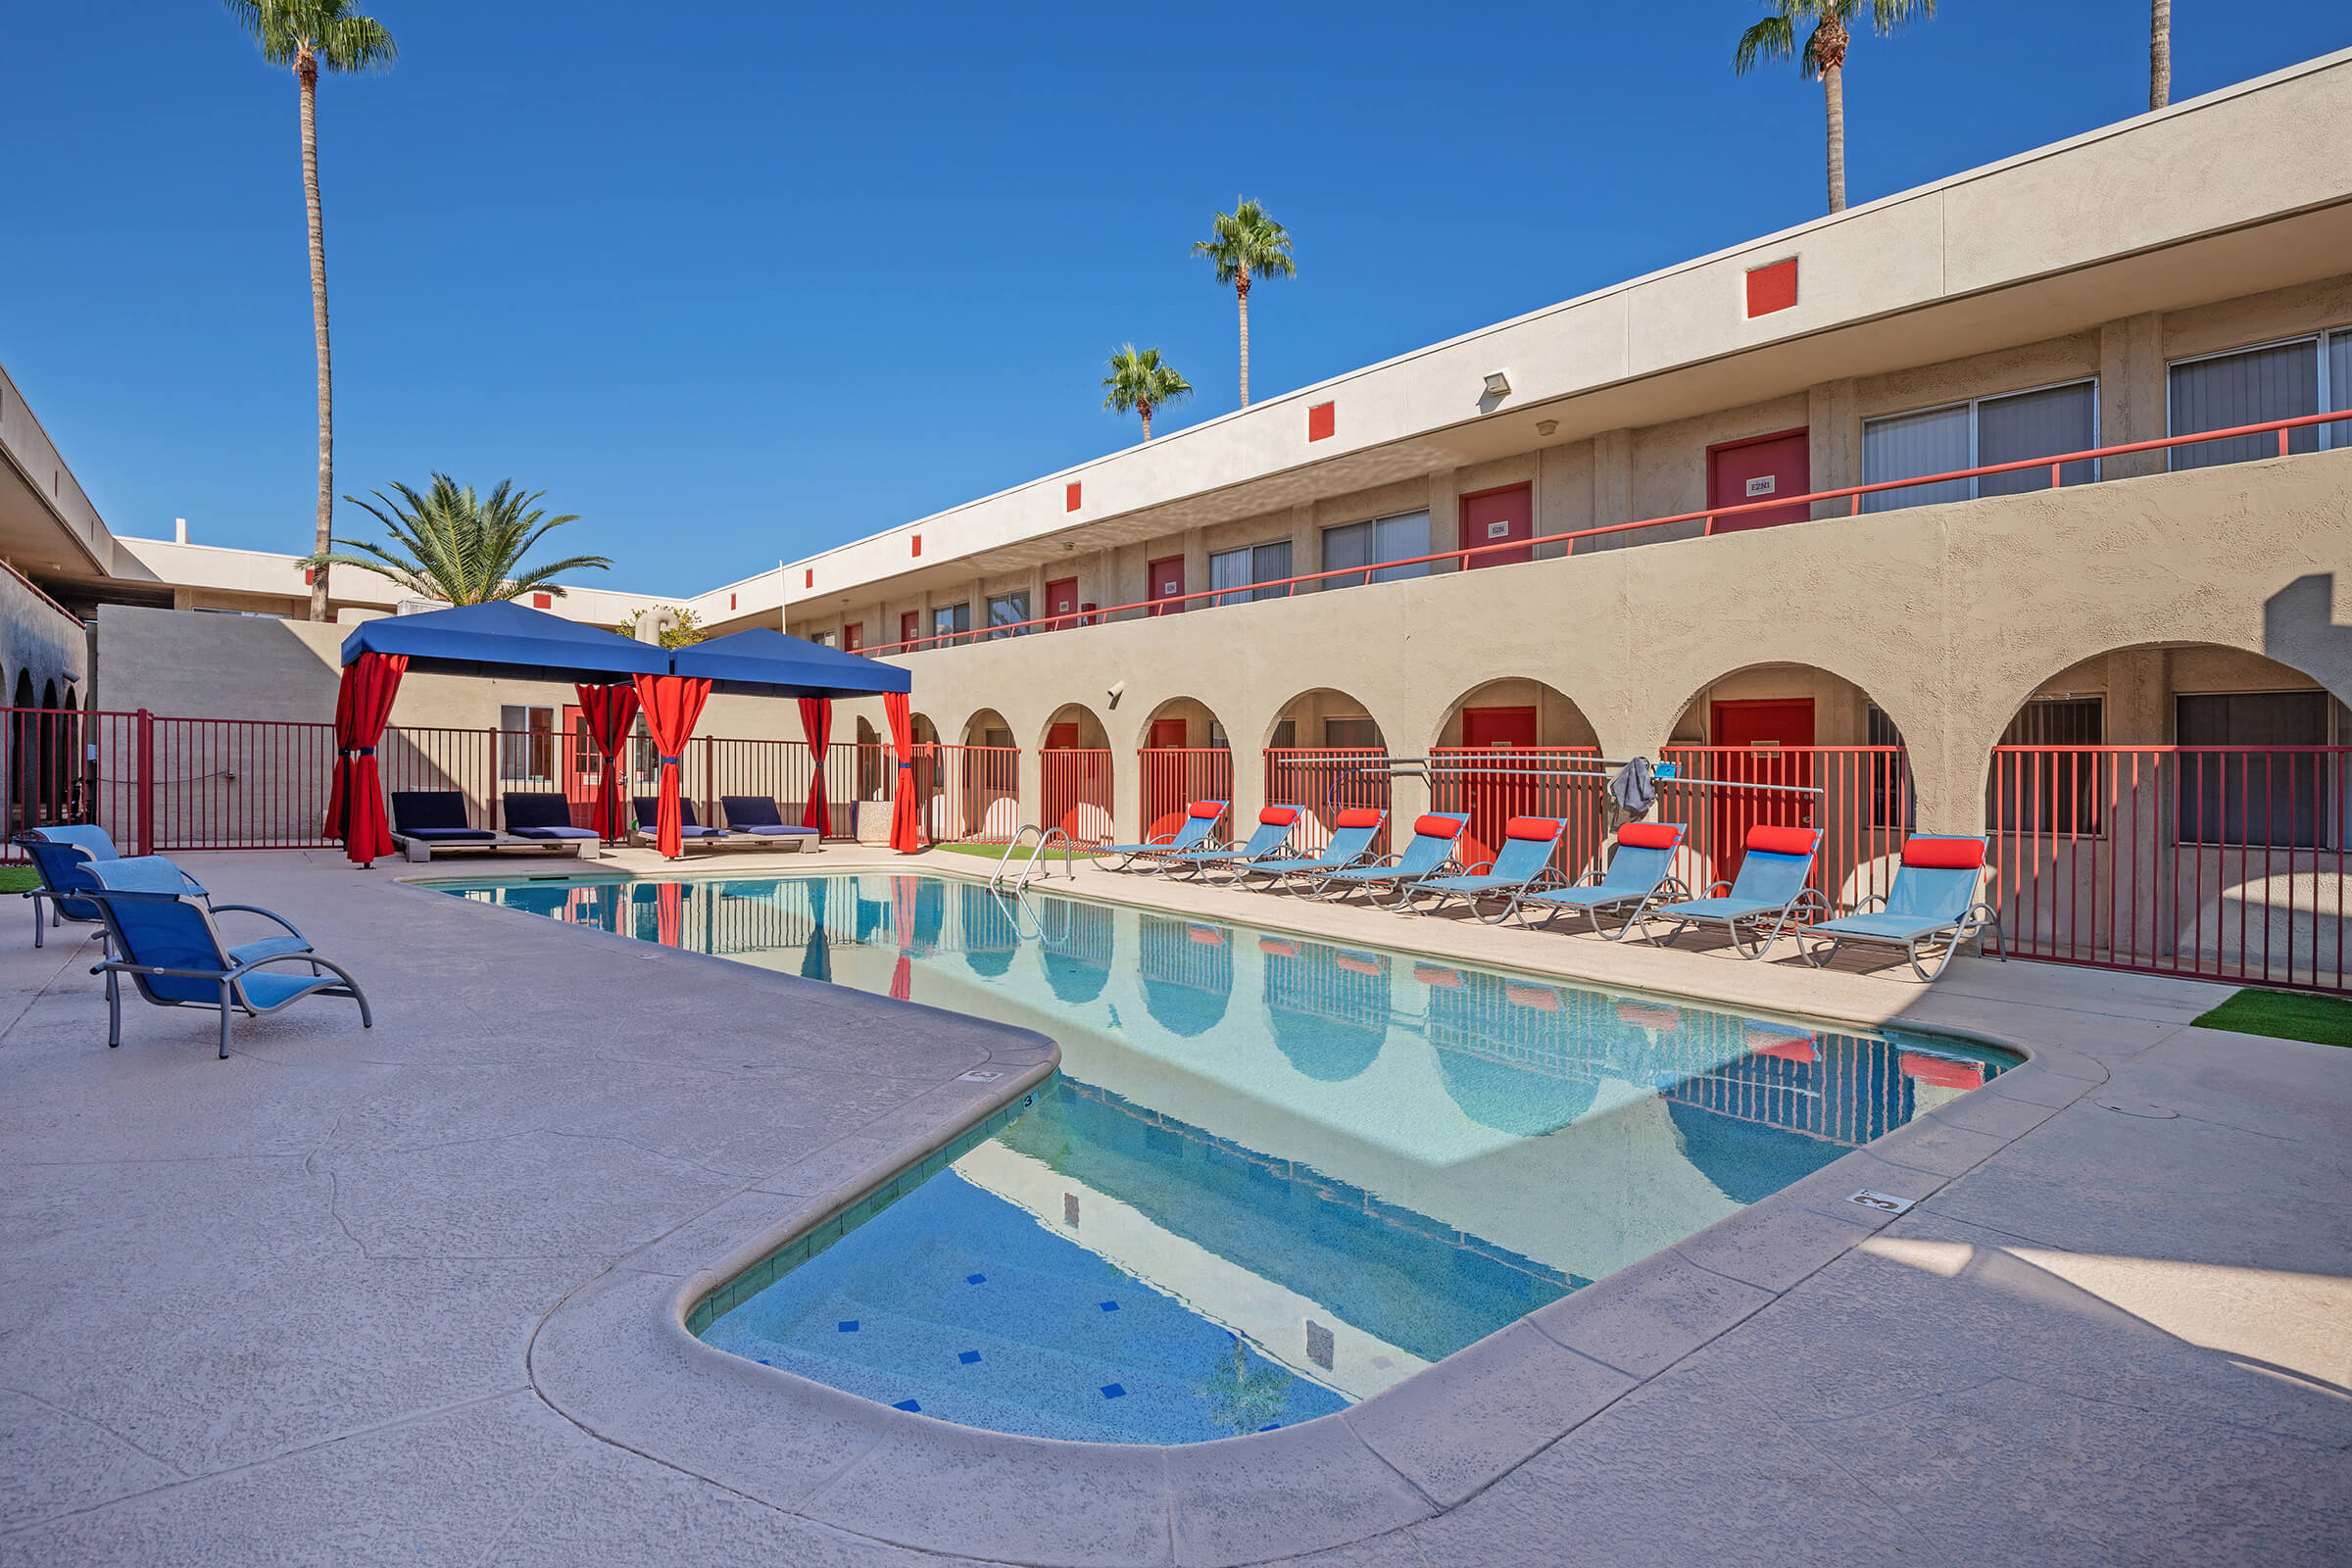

left=299, top=51, right=333, bottom=622
left=1823, top=64, right=1847, bottom=214
left=1237, top=271, right=1251, bottom=408
left=2149, top=0, right=2171, bottom=110
left=1141, top=401, right=1152, bottom=441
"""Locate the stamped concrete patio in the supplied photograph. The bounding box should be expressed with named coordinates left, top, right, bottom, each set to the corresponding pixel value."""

left=1, top=845, right=2347, bottom=1565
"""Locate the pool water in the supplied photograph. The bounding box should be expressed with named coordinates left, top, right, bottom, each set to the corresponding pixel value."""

left=440, top=872, right=2014, bottom=1444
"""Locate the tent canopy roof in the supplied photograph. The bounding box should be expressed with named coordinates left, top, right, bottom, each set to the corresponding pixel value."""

left=339, top=603, right=909, bottom=696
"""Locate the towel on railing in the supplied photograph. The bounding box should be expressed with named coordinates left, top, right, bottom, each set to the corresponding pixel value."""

left=1610, top=757, right=1658, bottom=815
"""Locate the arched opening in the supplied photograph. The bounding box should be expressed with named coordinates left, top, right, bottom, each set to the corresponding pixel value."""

left=1432, top=679, right=1603, bottom=877
left=1665, top=662, right=1913, bottom=912
left=1138, top=698, right=1232, bottom=843
left=1040, top=703, right=1114, bottom=845
left=1261, top=935, right=1389, bottom=1081
left=1040, top=894, right=1114, bottom=1004
left=1140, top=915, right=1230, bottom=1039
left=1264, top=689, right=1389, bottom=854
left=854, top=715, right=883, bottom=806
left=940, top=709, right=1018, bottom=842
left=906, top=712, right=946, bottom=840
left=1984, top=643, right=2349, bottom=989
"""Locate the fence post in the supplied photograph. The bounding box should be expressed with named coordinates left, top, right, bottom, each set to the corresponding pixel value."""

left=135, top=709, right=155, bottom=855
left=704, top=734, right=717, bottom=828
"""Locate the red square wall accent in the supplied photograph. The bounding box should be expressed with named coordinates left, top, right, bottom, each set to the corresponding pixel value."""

left=531, top=592, right=552, bottom=609
left=729, top=593, right=737, bottom=611
left=804, top=568, right=813, bottom=589
left=1307, top=402, right=1336, bottom=442
left=1065, top=481, right=1082, bottom=512
left=1745, top=258, right=1798, bottom=318
left=910, top=533, right=922, bottom=558
left=302, top=567, right=315, bottom=585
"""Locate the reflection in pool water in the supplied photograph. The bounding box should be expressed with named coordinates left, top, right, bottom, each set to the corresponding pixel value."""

left=441, top=872, right=2013, bottom=1444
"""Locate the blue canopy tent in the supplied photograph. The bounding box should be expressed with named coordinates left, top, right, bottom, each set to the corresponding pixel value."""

left=329, top=603, right=912, bottom=863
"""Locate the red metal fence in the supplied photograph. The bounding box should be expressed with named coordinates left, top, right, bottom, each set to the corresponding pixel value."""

left=1429, top=747, right=1605, bottom=880
left=915, top=744, right=1020, bottom=844
left=1657, top=746, right=1915, bottom=915
left=1040, top=748, right=1114, bottom=844
left=1262, top=748, right=1393, bottom=856
left=1139, top=748, right=1235, bottom=841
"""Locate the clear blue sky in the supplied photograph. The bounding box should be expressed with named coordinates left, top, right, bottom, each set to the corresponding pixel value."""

left=5, top=2, right=2346, bottom=597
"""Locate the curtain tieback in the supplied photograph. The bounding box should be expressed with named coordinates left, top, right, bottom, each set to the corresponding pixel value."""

left=341, top=746, right=375, bottom=759
left=658, top=755, right=683, bottom=768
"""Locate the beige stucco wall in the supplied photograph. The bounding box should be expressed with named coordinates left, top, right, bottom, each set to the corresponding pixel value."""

left=851, top=449, right=2352, bottom=842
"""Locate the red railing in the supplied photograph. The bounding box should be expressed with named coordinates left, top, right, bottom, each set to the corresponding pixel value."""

left=915, top=744, right=1020, bottom=843
left=855, top=409, right=2352, bottom=657
left=1988, top=746, right=2348, bottom=993
left=1040, top=748, right=1115, bottom=844
left=1658, top=746, right=1915, bottom=914
left=1262, top=748, right=1393, bottom=856
left=1428, top=748, right=1604, bottom=879
left=1139, top=748, right=1234, bottom=841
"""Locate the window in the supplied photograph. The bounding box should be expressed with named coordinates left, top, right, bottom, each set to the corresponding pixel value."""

left=1269, top=719, right=1298, bottom=749
left=2168, top=329, right=2352, bottom=469
left=2176, top=691, right=2338, bottom=848
left=1324, top=716, right=1382, bottom=749
left=1987, top=697, right=2102, bottom=834
left=1865, top=705, right=1915, bottom=830
left=808, top=629, right=834, bottom=647
left=931, top=602, right=971, bottom=647
left=986, top=591, right=1029, bottom=639
left=1322, top=511, right=1430, bottom=587
left=1863, top=380, right=2096, bottom=514
left=1208, top=541, right=1293, bottom=606
left=570, top=713, right=602, bottom=781
left=500, top=705, right=556, bottom=780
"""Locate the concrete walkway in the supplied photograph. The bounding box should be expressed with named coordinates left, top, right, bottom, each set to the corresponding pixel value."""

left=2, top=846, right=2347, bottom=1565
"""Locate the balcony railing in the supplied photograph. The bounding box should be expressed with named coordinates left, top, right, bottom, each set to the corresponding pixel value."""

left=854, top=409, right=2352, bottom=657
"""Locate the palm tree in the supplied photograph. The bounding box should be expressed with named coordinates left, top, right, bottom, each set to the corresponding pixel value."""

left=2150, top=0, right=2172, bottom=110
left=1192, top=200, right=1297, bottom=408
left=302, top=476, right=612, bottom=605
left=1734, top=1, right=1936, bottom=215
left=1193, top=1336, right=1297, bottom=1438
left=223, top=1, right=398, bottom=621
left=1102, top=346, right=1193, bottom=441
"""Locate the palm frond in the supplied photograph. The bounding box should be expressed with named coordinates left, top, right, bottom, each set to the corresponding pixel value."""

left=1102, top=345, right=1194, bottom=417
left=1733, top=8, right=1799, bottom=74
left=332, top=475, right=606, bottom=603
left=1193, top=198, right=1296, bottom=287
left=221, top=1, right=396, bottom=72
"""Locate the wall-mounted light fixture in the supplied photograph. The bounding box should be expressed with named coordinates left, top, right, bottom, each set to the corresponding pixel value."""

left=1106, top=680, right=1126, bottom=710
left=1536, top=419, right=1558, bottom=437
left=1483, top=370, right=1511, bottom=399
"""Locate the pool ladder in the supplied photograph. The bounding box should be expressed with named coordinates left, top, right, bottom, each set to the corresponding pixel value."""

left=987, top=825, right=1077, bottom=891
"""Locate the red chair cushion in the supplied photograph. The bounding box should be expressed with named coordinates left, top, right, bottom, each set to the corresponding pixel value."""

left=1186, top=801, right=1226, bottom=819
left=1336, top=955, right=1383, bottom=977
left=1505, top=815, right=1562, bottom=842
left=1617, top=821, right=1683, bottom=850
left=1333, top=808, right=1384, bottom=830
left=1745, top=824, right=1820, bottom=858
left=1901, top=1052, right=1984, bottom=1090
left=1413, top=962, right=1464, bottom=989
left=1902, top=836, right=1986, bottom=870
left=1259, top=807, right=1300, bottom=827
left=1258, top=937, right=1300, bottom=958
left=1505, top=982, right=1561, bottom=1011
left=1412, top=814, right=1465, bottom=839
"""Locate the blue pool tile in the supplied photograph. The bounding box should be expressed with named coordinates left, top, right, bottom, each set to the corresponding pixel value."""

left=838, top=1320, right=858, bottom=1333
left=1099, top=1299, right=1119, bottom=1311
left=1101, top=1383, right=1126, bottom=1399
left=957, top=1349, right=982, bottom=1365
left=893, top=1398, right=921, bottom=1412
left=966, top=1272, right=987, bottom=1285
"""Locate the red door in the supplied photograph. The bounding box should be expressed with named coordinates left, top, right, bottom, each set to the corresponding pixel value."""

left=1709, top=698, right=1815, bottom=882
left=1708, top=430, right=1811, bottom=533
left=843, top=621, right=863, bottom=654
left=1047, top=722, right=1079, bottom=750
left=1149, top=717, right=1188, bottom=749
left=899, top=611, right=920, bottom=651
left=1460, top=707, right=1538, bottom=868
left=1460, top=483, right=1534, bottom=568
left=1148, top=556, right=1186, bottom=616
left=1045, top=576, right=1080, bottom=632
left=560, top=706, right=598, bottom=829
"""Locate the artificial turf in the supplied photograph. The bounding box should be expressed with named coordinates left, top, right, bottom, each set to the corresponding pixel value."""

left=0, top=866, right=38, bottom=895
left=931, top=841, right=1101, bottom=862
left=2191, top=987, right=2352, bottom=1049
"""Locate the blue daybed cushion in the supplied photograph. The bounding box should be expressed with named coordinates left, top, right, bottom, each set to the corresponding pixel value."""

left=391, top=792, right=496, bottom=840
left=633, top=795, right=728, bottom=837
left=503, top=795, right=599, bottom=838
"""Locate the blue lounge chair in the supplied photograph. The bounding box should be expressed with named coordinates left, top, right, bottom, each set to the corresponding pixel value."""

left=719, top=796, right=820, bottom=851
left=1222, top=808, right=1390, bottom=892
left=1801, top=835, right=2005, bottom=981
left=1308, top=812, right=1470, bottom=906
left=1517, top=820, right=1690, bottom=940
left=80, top=857, right=356, bottom=1058
left=1649, top=825, right=1828, bottom=960
left=632, top=796, right=733, bottom=848
left=18, top=825, right=217, bottom=948
left=1099, top=801, right=1229, bottom=872
left=502, top=793, right=603, bottom=857
left=1152, top=806, right=1304, bottom=881
left=1402, top=815, right=1570, bottom=923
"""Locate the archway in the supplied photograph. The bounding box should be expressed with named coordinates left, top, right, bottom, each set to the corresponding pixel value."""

left=1432, top=678, right=1604, bottom=878
left=1040, top=703, right=1114, bottom=845
left=948, top=710, right=1018, bottom=842
left=1983, top=642, right=2347, bottom=989
left=1657, top=661, right=1916, bottom=909
left=1264, top=689, right=1389, bottom=856
left=1140, top=915, right=1230, bottom=1039
left=853, top=715, right=883, bottom=807
left=1138, top=698, right=1232, bottom=843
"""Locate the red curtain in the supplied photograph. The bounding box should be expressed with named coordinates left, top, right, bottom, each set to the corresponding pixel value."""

left=632, top=674, right=711, bottom=858
left=657, top=881, right=684, bottom=949
left=889, top=873, right=916, bottom=1000
left=574, top=682, right=641, bottom=841
left=885, top=691, right=923, bottom=854
left=798, top=696, right=833, bottom=836
left=325, top=652, right=407, bottom=866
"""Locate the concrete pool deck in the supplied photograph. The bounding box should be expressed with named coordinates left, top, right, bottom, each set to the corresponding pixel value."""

left=1, top=845, right=2347, bottom=1564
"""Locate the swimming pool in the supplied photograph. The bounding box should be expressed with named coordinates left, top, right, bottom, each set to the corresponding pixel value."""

left=439, top=871, right=2014, bottom=1444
